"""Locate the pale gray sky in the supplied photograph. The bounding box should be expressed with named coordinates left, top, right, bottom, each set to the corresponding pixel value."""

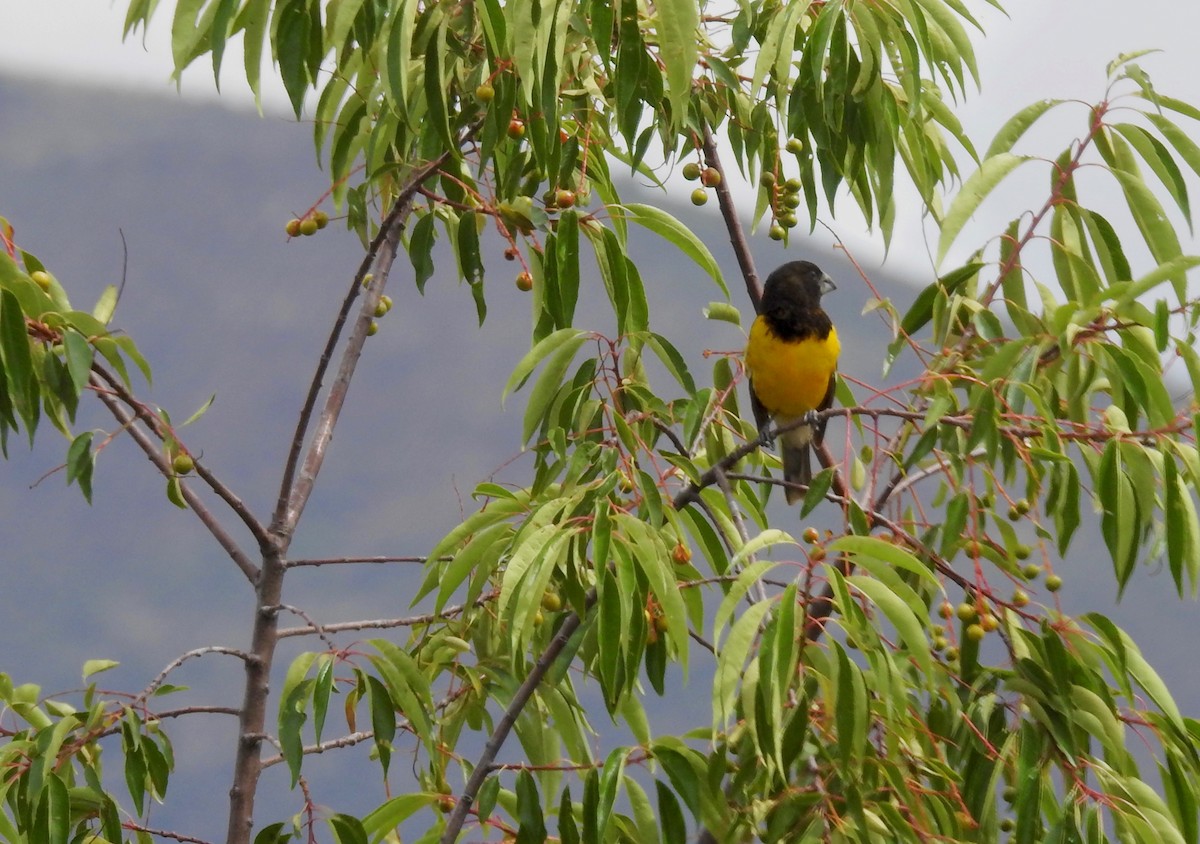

left=2, top=0, right=1198, bottom=275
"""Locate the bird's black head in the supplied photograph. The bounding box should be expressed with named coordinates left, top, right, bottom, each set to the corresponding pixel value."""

left=760, top=261, right=836, bottom=317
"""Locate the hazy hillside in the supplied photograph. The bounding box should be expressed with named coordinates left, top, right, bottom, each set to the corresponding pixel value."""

left=1, top=74, right=1193, bottom=836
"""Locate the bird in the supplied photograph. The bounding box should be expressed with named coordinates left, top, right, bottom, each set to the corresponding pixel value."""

left=744, top=261, right=840, bottom=504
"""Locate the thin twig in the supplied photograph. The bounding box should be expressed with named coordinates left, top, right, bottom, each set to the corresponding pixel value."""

left=139, top=646, right=253, bottom=700
left=275, top=592, right=498, bottom=639
left=284, top=555, right=440, bottom=568
left=92, top=365, right=274, bottom=557
left=260, top=731, right=374, bottom=769
left=91, top=375, right=260, bottom=583
left=123, top=823, right=213, bottom=844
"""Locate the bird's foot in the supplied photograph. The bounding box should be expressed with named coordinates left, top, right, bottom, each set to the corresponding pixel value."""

left=757, top=425, right=775, bottom=450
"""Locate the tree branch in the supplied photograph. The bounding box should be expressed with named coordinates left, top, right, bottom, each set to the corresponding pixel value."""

left=702, top=127, right=761, bottom=308
left=271, top=155, right=451, bottom=538
left=439, top=600, right=590, bottom=843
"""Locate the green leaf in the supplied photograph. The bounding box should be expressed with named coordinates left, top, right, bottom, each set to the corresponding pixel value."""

left=367, top=639, right=435, bottom=749
left=82, top=658, right=119, bottom=680
left=656, top=779, right=687, bottom=844
left=361, top=794, right=439, bottom=843
left=238, top=0, right=272, bottom=109
left=92, top=284, right=119, bottom=324
left=166, top=475, right=188, bottom=509
left=503, top=327, right=586, bottom=402
left=274, top=0, right=312, bottom=116
left=713, top=598, right=771, bottom=730
left=60, top=330, right=93, bottom=403
left=828, top=535, right=939, bottom=589
left=515, top=770, right=547, bottom=844
left=937, top=153, right=1031, bottom=264
left=655, top=0, right=698, bottom=130
left=252, top=822, right=291, bottom=844
left=845, top=573, right=933, bottom=682
left=366, top=675, right=395, bottom=776
left=900, top=261, right=982, bottom=336
left=423, top=21, right=454, bottom=152
left=1112, top=122, right=1192, bottom=229
left=620, top=204, right=727, bottom=295
left=327, top=814, right=369, bottom=844
left=984, top=98, right=1065, bottom=158
left=65, top=432, right=94, bottom=503
left=32, top=772, right=69, bottom=844
left=642, top=332, right=696, bottom=394
left=0, top=288, right=37, bottom=436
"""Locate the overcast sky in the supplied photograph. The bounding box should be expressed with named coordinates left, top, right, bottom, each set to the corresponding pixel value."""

left=3, top=0, right=1199, bottom=274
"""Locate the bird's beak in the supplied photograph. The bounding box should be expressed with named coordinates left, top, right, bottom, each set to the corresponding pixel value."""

left=819, top=274, right=836, bottom=296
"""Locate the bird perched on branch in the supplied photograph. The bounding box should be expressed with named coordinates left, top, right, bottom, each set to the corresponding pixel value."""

left=744, top=260, right=840, bottom=504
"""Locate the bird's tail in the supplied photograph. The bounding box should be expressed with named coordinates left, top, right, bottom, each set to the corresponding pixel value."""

left=781, top=440, right=812, bottom=505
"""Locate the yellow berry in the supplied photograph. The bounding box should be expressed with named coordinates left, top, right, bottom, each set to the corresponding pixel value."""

left=515, top=271, right=533, bottom=292
left=1045, top=574, right=1063, bottom=592
left=682, top=162, right=701, bottom=181
left=285, top=219, right=302, bottom=237
left=299, top=218, right=319, bottom=236
left=367, top=321, right=379, bottom=336
left=172, top=453, right=195, bottom=475
left=313, top=210, right=329, bottom=229
left=540, top=591, right=562, bottom=611
left=475, top=83, right=495, bottom=102
left=690, top=188, right=709, bottom=206
left=30, top=270, right=52, bottom=290
left=966, top=624, right=985, bottom=642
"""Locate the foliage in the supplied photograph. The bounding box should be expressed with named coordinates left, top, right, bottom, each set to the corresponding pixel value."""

left=2, top=1, right=1200, bottom=843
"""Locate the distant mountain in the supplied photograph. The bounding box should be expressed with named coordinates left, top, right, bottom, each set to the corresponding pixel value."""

left=1, top=74, right=1192, bottom=837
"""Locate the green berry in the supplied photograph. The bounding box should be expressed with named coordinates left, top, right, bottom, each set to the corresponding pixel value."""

left=690, top=188, right=709, bottom=206
left=475, top=83, right=495, bottom=102
left=299, top=218, right=319, bottom=236
left=966, top=623, right=985, bottom=642
left=172, top=453, right=195, bottom=475
left=285, top=219, right=302, bottom=237
left=1045, top=574, right=1063, bottom=592
left=682, top=162, right=702, bottom=181
left=956, top=603, right=977, bottom=622
left=768, top=224, right=785, bottom=241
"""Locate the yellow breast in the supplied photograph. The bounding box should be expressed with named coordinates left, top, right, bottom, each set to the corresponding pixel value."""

left=745, top=316, right=840, bottom=418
